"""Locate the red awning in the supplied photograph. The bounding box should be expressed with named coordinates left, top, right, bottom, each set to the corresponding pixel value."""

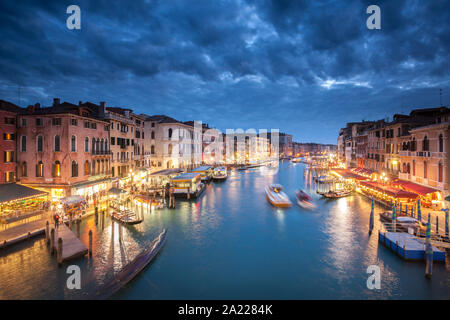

left=391, top=179, right=438, bottom=196
left=359, top=180, right=419, bottom=199
left=333, top=169, right=367, bottom=180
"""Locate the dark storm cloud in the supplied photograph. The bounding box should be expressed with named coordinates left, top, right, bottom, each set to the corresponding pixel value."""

left=0, top=0, right=449, bottom=143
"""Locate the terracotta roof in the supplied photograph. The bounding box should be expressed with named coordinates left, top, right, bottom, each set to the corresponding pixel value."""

left=0, top=100, right=23, bottom=113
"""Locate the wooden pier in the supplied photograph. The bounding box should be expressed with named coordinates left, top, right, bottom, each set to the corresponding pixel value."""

left=0, top=218, right=88, bottom=264
left=54, top=223, right=88, bottom=263
left=378, top=231, right=445, bottom=262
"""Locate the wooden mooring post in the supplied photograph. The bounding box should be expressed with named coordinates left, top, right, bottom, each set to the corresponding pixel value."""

left=45, top=221, right=49, bottom=244
left=50, top=228, right=55, bottom=254
left=95, top=207, right=98, bottom=225
left=101, top=210, right=105, bottom=230
left=77, top=220, right=80, bottom=238
left=88, top=230, right=93, bottom=256
left=57, top=238, right=63, bottom=266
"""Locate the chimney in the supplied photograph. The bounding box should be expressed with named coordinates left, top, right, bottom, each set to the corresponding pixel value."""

left=79, top=101, right=82, bottom=106
left=53, top=98, right=60, bottom=106
left=124, top=110, right=130, bottom=118
left=34, top=103, right=40, bottom=109
left=99, top=101, right=106, bottom=118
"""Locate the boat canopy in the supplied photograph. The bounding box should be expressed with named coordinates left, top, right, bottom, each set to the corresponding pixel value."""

left=172, top=172, right=201, bottom=181
left=192, top=166, right=212, bottom=172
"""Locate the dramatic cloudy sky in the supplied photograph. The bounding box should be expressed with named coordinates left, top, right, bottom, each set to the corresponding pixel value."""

left=1, top=0, right=449, bottom=143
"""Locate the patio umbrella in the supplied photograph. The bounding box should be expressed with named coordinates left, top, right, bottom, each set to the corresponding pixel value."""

left=425, top=221, right=433, bottom=279
left=369, top=197, right=374, bottom=235
left=417, top=199, right=422, bottom=222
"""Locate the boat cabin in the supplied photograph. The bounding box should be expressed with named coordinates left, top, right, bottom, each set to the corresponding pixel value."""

left=171, top=172, right=203, bottom=196
left=191, top=166, right=213, bottom=182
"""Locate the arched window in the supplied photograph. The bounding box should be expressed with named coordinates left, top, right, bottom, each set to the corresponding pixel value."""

left=407, top=163, right=410, bottom=174
left=71, top=160, right=78, bottom=177
left=92, top=137, right=96, bottom=153
left=168, top=144, right=172, bottom=155
left=424, top=161, right=427, bottom=179
left=54, top=135, right=61, bottom=152
left=21, top=135, right=27, bottom=152
left=412, top=160, right=416, bottom=176
left=412, top=137, right=416, bottom=151
left=37, top=135, right=43, bottom=152
left=438, top=162, right=443, bottom=182
left=168, top=128, right=173, bottom=139
left=92, top=160, right=96, bottom=175
left=53, top=161, right=61, bottom=177
left=96, top=138, right=100, bottom=152
left=105, top=141, right=108, bottom=153
left=71, top=135, right=76, bottom=152
left=151, top=145, right=155, bottom=154
left=151, top=131, right=155, bottom=139
left=422, top=136, right=429, bottom=151
left=439, top=134, right=443, bottom=152
left=36, top=161, right=44, bottom=177
left=85, top=137, right=89, bottom=152
left=402, top=163, right=406, bottom=173
left=85, top=160, right=90, bottom=175
left=22, top=162, right=27, bottom=177
left=100, top=138, right=104, bottom=152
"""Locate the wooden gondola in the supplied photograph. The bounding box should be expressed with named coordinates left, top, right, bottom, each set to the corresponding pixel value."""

left=94, top=229, right=167, bottom=299
left=110, top=209, right=143, bottom=225
left=321, top=190, right=352, bottom=199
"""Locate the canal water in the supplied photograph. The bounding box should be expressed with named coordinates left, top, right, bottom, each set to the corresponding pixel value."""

left=1, top=161, right=449, bottom=299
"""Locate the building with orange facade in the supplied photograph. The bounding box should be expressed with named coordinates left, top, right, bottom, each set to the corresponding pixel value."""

left=16, top=99, right=111, bottom=201
left=0, top=100, right=21, bottom=184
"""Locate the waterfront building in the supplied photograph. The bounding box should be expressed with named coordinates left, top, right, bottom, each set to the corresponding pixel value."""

left=223, top=131, right=270, bottom=164
left=0, top=100, right=21, bottom=184
left=396, top=108, right=450, bottom=207
left=141, top=115, right=202, bottom=170
left=279, top=133, right=293, bottom=157
left=16, top=98, right=111, bottom=200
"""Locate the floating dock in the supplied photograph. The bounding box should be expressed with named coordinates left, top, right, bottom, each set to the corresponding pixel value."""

left=378, top=231, right=445, bottom=262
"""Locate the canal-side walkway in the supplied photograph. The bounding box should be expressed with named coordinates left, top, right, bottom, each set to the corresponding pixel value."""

left=0, top=213, right=51, bottom=246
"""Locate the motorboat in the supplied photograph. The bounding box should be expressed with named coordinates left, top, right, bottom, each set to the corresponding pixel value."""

left=265, top=184, right=292, bottom=208
left=212, top=166, right=228, bottom=181
left=296, top=190, right=317, bottom=210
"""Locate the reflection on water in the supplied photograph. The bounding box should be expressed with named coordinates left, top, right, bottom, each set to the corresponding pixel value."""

left=0, top=161, right=449, bottom=299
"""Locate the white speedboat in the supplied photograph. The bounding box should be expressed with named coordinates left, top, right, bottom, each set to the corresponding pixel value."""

left=212, top=166, right=228, bottom=181
left=265, top=184, right=292, bottom=208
